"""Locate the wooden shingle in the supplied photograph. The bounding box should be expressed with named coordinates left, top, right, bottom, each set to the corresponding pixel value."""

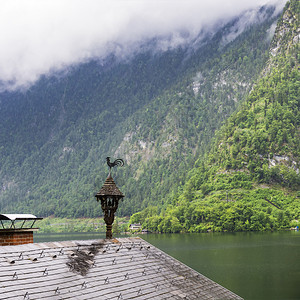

left=0, top=237, right=243, bottom=299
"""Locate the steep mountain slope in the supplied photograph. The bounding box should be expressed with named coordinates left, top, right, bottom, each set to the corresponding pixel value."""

left=0, top=5, right=284, bottom=217
left=131, top=0, right=299, bottom=233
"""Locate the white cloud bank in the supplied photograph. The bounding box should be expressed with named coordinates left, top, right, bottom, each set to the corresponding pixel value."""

left=0, top=0, right=286, bottom=91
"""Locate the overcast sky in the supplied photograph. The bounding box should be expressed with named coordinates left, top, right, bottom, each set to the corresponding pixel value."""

left=0, top=0, right=286, bottom=91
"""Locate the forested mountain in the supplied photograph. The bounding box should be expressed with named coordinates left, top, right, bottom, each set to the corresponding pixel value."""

left=0, top=2, right=295, bottom=223
left=130, top=0, right=300, bottom=232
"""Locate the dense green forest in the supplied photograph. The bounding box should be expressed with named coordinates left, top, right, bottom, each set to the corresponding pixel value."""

left=1, top=1, right=299, bottom=234
left=129, top=0, right=300, bottom=233
left=0, top=4, right=283, bottom=219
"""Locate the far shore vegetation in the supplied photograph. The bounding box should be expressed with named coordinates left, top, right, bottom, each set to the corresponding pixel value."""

left=36, top=216, right=129, bottom=234
left=36, top=209, right=299, bottom=234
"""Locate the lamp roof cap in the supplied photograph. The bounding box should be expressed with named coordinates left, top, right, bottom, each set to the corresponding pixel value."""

left=95, top=173, right=124, bottom=197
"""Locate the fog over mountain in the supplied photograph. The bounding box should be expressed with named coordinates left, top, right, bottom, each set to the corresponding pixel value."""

left=0, top=0, right=298, bottom=221
left=0, top=0, right=286, bottom=91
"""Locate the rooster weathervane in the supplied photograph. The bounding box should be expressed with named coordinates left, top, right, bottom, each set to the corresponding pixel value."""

left=106, top=157, right=124, bottom=173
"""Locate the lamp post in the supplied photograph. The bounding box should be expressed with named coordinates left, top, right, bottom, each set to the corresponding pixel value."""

left=95, top=158, right=124, bottom=239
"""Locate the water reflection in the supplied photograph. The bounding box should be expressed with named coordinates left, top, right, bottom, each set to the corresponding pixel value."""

left=142, top=231, right=300, bottom=300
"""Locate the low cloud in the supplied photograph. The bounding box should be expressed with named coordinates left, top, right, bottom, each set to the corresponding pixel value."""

left=0, top=0, right=286, bottom=91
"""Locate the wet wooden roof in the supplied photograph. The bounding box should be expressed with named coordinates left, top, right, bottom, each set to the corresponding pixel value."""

left=0, top=237, right=242, bottom=299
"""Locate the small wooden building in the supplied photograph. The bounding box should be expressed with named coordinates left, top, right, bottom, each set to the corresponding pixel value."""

left=0, top=237, right=243, bottom=299
left=129, top=223, right=142, bottom=231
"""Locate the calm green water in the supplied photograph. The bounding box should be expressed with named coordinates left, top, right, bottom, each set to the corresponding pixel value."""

left=35, top=232, right=107, bottom=242
left=35, top=231, right=300, bottom=300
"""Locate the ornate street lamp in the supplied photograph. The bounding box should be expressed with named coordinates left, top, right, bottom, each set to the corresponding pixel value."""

left=95, top=157, right=124, bottom=239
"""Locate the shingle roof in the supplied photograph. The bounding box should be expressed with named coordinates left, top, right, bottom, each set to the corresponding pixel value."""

left=95, top=174, right=124, bottom=197
left=0, top=237, right=243, bottom=300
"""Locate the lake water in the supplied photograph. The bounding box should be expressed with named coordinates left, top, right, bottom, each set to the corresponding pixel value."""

left=35, top=231, right=300, bottom=300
